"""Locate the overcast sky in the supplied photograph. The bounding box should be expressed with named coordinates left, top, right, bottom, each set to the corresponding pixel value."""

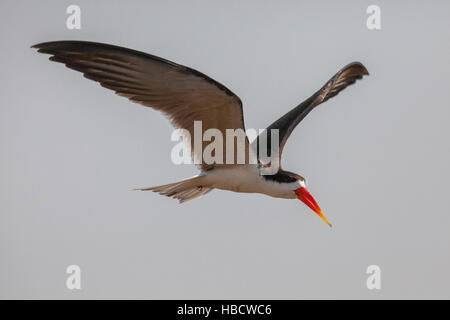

left=1, top=0, right=450, bottom=299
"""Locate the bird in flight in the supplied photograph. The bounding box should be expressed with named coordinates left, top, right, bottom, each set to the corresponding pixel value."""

left=33, top=41, right=368, bottom=227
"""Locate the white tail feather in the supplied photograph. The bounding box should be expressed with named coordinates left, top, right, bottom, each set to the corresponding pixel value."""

left=135, top=175, right=212, bottom=203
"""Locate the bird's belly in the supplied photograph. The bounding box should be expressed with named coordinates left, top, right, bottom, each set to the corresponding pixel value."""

left=205, top=167, right=259, bottom=192
left=204, top=167, right=296, bottom=199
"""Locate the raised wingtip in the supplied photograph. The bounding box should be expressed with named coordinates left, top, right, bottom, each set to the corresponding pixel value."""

left=31, top=41, right=54, bottom=49
left=31, top=43, right=42, bottom=49
left=346, top=61, right=369, bottom=76
left=31, top=41, right=60, bottom=52
left=359, top=63, right=369, bottom=76
left=31, top=40, right=89, bottom=51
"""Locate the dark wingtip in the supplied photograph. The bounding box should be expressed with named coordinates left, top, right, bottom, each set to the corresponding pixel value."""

left=31, top=41, right=54, bottom=49
left=30, top=41, right=45, bottom=49
left=359, top=64, right=369, bottom=76
left=31, top=43, right=43, bottom=49
left=346, top=61, right=369, bottom=76
left=31, top=40, right=86, bottom=52
left=31, top=41, right=58, bottom=52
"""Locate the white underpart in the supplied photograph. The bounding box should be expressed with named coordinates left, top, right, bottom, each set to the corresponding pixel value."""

left=201, top=165, right=301, bottom=199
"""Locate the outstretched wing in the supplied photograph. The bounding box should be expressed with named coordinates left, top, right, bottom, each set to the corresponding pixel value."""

left=257, top=62, right=369, bottom=165
left=33, top=41, right=248, bottom=171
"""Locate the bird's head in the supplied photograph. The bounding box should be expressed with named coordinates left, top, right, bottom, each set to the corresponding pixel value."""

left=284, top=171, right=332, bottom=228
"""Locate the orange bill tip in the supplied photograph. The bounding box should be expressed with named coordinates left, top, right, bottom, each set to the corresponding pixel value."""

left=294, top=187, right=332, bottom=228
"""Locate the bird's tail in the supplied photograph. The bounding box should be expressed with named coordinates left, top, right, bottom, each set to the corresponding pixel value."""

left=135, top=175, right=212, bottom=203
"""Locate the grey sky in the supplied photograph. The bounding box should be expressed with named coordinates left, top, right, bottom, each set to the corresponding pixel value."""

left=1, top=0, right=449, bottom=299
